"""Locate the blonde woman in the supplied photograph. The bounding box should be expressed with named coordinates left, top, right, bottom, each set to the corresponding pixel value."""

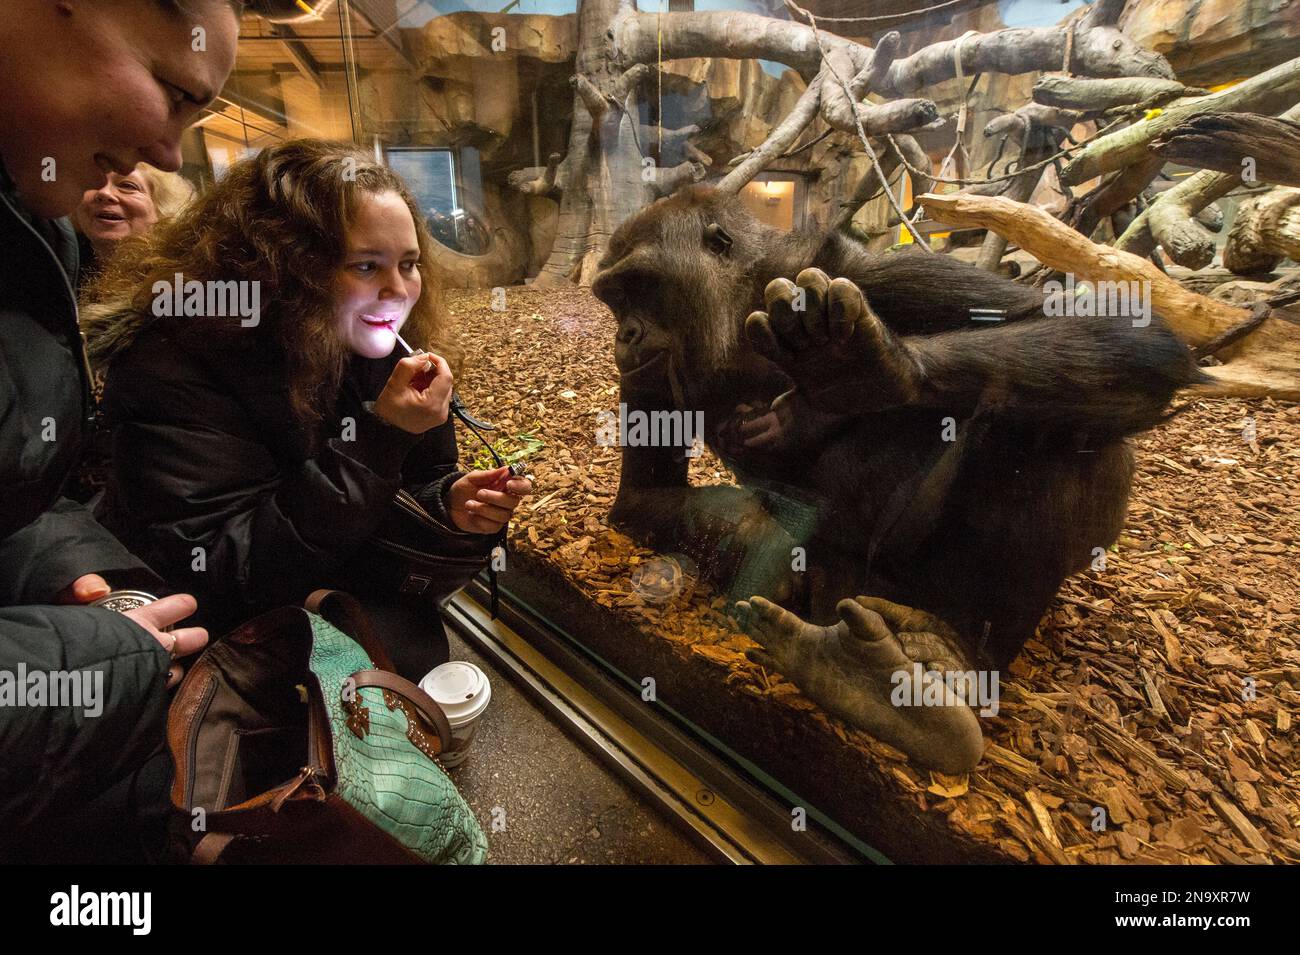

left=72, top=163, right=195, bottom=284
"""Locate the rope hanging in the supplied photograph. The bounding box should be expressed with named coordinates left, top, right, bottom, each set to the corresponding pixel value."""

left=933, top=30, right=980, bottom=185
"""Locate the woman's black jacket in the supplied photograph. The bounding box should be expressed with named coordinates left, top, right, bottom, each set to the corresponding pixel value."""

left=95, top=314, right=491, bottom=640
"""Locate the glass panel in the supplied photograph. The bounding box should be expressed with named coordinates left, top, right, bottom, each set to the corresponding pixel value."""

left=94, top=0, right=1295, bottom=864
left=335, top=0, right=1300, bottom=863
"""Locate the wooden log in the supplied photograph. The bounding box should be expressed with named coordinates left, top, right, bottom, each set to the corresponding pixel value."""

left=1060, top=55, right=1300, bottom=186
left=1223, top=187, right=1300, bottom=275
left=1151, top=113, right=1300, bottom=188
left=1117, top=102, right=1300, bottom=265
left=1033, top=75, right=1206, bottom=113
left=917, top=191, right=1300, bottom=400
left=822, top=97, right=939, bottom=136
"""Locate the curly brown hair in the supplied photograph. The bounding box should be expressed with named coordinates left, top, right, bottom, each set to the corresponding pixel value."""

left=84, top=139, right=459, bottom=433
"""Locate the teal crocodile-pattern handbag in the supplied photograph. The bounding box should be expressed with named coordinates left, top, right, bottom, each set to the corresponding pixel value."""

left=167, top=590, right=487, bottom=865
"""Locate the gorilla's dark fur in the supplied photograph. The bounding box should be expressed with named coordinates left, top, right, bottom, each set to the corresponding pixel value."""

left=593, top=186, right=1202, bottom=669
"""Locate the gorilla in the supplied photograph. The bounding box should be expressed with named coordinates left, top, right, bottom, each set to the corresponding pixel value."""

left=590, top=185, right=1202, bottom=772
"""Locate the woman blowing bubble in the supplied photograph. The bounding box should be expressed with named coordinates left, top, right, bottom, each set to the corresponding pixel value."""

left=84, top=139, right=531, bottom=678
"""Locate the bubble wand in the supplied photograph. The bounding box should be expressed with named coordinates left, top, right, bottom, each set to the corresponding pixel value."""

left=394, top=333, right=528, bottom=484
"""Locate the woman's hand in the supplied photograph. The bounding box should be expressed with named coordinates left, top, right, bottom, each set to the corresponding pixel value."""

left=447, top=466, right=532, bottom=534
left=373, top=352, right=453, bottom=435
left=63, top=579, right=209, bottom=689
left=54, top=573, right=113, bottom=605
left=122, top=594, right=209, bottom=688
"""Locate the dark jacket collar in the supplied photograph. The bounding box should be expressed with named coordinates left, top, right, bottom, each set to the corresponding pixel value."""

left=0, top=156, right=93, bottom=425
left=0, top=158, right=80, bottom=286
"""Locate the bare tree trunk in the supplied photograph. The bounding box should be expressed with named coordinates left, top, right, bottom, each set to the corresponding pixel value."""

left=534, top=0, right=653, bottom=286
left=1223, top=187, right=1300, bottom=275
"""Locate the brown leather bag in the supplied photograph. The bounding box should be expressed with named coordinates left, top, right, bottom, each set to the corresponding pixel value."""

left=166, top=589, right=487, bottom=864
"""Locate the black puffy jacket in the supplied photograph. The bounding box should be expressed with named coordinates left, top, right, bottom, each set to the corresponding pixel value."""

left=0, top=161, right=171, bottom=841
left=92, top=304, right=494, bottom=665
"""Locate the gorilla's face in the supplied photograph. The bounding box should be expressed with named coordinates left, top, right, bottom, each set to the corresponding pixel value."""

left=591, top=259, right=683, bottom=379
left=593, top=187, right=756, bottom=393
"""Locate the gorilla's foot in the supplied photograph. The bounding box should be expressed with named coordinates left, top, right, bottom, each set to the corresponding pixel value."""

left=734, top=595, right=985, bottom=774
left=853, top=596, right=973, bottom=676
left=744, top=267, right=922, bottom=413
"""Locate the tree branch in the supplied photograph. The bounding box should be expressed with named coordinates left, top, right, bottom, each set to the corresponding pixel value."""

left=508, top=152, right=564, bottom=195
left=876, top=22, right=1174, bottom=99
left=1033, top=75, right=1206, bottom=113
left=652, top=160, right=708, bottom=197
left=1060, top=55, right=1300, bottom=186
left=717, top=72, right=825, bottom=195
left=822, top=96, right=939, bottom=136
left=918, top=191, right=1300, bottom=400
left=1151, top=113, right=1300, bottom=188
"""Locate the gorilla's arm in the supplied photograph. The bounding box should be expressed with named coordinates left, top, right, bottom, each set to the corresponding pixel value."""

left=748, top=265, right=1202, bottom=440
left=610, top=381, right=802, bottom=605
left=817, top=243, right=1046, bottom=334
left=906, top=313, right=1205, bottom=437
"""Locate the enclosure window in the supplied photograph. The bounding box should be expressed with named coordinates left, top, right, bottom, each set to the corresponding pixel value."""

left=738, top=174, right=806, bottom=231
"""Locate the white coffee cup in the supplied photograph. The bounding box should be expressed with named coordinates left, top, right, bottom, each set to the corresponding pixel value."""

left=419, top=661, right=491, bottom=768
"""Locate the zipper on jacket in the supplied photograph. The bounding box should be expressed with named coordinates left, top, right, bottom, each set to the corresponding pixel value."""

left=371, top=536, right=487, bottom=566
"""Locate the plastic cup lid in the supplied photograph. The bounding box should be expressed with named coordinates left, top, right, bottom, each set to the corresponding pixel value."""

left=421, top=662, right=490, bottom=725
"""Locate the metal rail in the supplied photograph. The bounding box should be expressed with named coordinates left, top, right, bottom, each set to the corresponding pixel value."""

left=444, top=585, right=873, bottom=865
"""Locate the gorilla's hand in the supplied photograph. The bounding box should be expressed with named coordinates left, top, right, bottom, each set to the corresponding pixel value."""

left=733, top=595, right=984, bottom=774
left=715, top=401, right=800, bottom=457
left=745, top=268, right=922, bottom=414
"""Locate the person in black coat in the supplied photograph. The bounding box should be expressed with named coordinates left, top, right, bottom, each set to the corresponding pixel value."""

left=86, top=139, right=531, bottom=680
left=0, top=0, right=241, bottom=860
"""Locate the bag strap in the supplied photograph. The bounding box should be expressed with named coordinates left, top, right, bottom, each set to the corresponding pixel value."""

left=306, top=589, right=457, bottom=754
left=348, top=669, right=455, bottom=754
left=305, top=588, right=398, bottom=672
left=192, top=832, right=237, bottom=865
